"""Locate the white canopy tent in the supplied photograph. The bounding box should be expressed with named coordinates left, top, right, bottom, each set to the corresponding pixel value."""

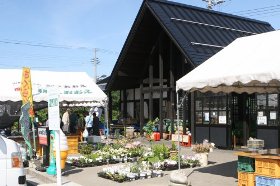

left=176, top=30, right=280, bottom=93
left=0, top=69, right=108, bottom=131
left=174, top=30, right=280, bottom=163
left=0, top=69, right=107, bottom=104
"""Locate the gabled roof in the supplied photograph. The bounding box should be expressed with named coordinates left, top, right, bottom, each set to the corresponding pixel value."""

left=107, top=0, right=274, bottom=91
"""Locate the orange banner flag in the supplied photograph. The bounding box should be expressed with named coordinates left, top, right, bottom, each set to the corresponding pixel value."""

left=20, top=67, right=34, bottom=117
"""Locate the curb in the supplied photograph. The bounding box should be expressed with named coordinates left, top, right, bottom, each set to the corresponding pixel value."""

left=26, top=167, right=82, bottom=185
left=26, top=167, right=57, bottom=184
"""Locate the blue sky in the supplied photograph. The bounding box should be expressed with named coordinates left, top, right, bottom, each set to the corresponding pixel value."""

left=0, top=0, right=279, bottom=78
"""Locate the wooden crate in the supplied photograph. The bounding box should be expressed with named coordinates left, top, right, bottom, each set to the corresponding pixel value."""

left=67, top=135, right=79, bottom=155
left=238, top=171, right=255, bottom=186
left=255, top=158, right=280, bottom=178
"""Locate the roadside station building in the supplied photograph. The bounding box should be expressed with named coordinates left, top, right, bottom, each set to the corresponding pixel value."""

left=106, top=0, right=274, bottom=148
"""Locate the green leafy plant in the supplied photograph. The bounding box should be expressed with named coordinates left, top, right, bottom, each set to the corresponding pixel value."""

left=143, top=117, right=159, bottom=137
left=80, top=144, right=94, bottom=155
left=170, top=141, right=177, bottom=151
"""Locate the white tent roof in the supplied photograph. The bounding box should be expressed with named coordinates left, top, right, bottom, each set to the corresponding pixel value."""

left=176, top=30, right=280, bottom=94
left=0, top=69, right=107, bottom=104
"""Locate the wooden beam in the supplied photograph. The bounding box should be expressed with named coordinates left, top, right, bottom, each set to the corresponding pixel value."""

left=149, top=56, right=153, bottom=120
left=159, top=34, right=164, bottom=138
left=108, top=91, right=112, bottom=123
left=140, top=83, right=144, bottom=134
left=170, top=40, right=175, bottom=134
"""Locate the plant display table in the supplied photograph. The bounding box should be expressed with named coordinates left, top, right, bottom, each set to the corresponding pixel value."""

left=236, top=149, right=280, bottom=186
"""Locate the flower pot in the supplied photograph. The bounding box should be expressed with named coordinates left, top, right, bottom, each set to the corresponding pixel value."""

left=169, top=150, right=178, bottom=157
left=195, top=153, right=208, bottom=167
left=163, top=133, right=168, bottom=140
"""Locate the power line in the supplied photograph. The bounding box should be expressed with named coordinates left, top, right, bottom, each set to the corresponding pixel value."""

left=0, top=39, right=119, bottom=55
left=232, top=4, right=280, bottom=14
left=230, top=4, right=280, bottom=18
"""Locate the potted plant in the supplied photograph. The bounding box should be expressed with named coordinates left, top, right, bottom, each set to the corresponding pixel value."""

left=169, top=141, right=178, bottom=157
left=143, top=117, right=159, bottom=140
left=191, top=140, right=214, bottom=167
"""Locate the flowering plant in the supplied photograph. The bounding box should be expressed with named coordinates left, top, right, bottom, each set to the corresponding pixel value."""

left=192, top=140, right=215, bottom=153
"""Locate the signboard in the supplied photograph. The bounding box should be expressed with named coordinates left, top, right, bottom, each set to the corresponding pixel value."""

left=48, top=88, right=60, bottom=130
left=182, top=135, right=189, bottom=143
left=171, top=134, right=183, bottom=142
left=38, top=127, right=48, bottom=146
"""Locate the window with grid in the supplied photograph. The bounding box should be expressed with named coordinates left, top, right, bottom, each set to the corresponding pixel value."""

left=195, top=92, right=229, bottom=125
left=256, top=93, right=279, bottom=126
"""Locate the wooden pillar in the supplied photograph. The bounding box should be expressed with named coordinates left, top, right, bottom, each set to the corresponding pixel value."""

left=108, top=91, right=112, bottom=123
left=183, top=96, right=187, bottom=134
left=159, top=37, right=164, bottom=138
left=149, top=57, right=153, bottom=120
left=169, top=40, right=175, bottom=134
left=123, top=89, right=127, bottom=118
left=140, top=83, right=144, bottom=134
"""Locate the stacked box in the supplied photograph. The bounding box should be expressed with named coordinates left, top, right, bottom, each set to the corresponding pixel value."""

left=238, top=156, right=255, bottom=172
left=256, top=175, right=280, bottom=186
left=255, top=159, right=280, bottom=178
left=67, top=136, right=79, bottom=154
left=238, top=171, right=255, bottom=186
left=247, top=139, right=264, bottom=150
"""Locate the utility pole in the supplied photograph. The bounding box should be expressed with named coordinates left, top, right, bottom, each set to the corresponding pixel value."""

left=202, top=0, right=225, bottom=10
left=92, top=48, right=99, bottom=83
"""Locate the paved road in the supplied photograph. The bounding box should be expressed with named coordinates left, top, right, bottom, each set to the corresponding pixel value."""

left=61, top=149, right=238, bottom=186
left=27, top=139, right=238, bottom=186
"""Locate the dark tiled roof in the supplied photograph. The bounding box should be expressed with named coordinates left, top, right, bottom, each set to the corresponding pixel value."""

left=107, top=0, right=274, bottom=90
left=147, top=0, right=273, bottom=66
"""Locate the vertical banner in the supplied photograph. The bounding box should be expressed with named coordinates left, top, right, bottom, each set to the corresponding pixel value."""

left=20, top=67, right=34, bottom=117
left=20, top=67, right=35, bottom=157
left=19, top=103, right=33, bottom=157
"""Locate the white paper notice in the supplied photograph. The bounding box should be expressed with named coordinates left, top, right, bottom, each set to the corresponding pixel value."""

left=204, top=112, right=209, bottom=122
left=257, top=116, right=267, bottom=125
left=219, top=116, right=227, bottom=124
left=270, top=111, right=277, bottom=120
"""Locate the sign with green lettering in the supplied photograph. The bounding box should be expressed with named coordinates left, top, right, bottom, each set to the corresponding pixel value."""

left=48, top=88, right=60, bottom=130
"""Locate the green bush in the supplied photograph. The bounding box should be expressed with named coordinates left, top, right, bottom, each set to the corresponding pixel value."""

left=80, top=144, right=94, bottom=155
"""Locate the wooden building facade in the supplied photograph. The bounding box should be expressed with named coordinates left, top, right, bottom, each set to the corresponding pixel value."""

left=106, top=0, right=274, bottom=148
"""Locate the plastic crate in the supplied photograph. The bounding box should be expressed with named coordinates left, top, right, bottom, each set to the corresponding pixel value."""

left=255, top=159, right=280, bottom=178
left=238, top=171, right=255, bottom=186
left=256, top=175, right=280, bottom=186
left=238, top=156, right=255, bottom=172
left=247, top=139, right=264, bottom=150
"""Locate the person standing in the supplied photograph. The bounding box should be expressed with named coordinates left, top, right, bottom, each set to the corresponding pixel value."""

left=85, top=111, right=93, bottom=135
left=62, top=108, right=70, bottom=134
left=69, top=111, right=78, bottom=134
left=92, top=112, right=100, bottom=136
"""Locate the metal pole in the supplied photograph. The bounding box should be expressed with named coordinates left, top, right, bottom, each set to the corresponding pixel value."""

left=93, top=48, right=97, bottom=83
left=176, top=92, right=181, bottom=170
left=105, top=99, right=109, bottom=138
left=55, top=130, right=62, bottom=185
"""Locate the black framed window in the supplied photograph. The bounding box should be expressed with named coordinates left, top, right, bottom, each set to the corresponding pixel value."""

left=256, top=93, right=279, bottom=126
left=195, top=92, right=229, bottom=125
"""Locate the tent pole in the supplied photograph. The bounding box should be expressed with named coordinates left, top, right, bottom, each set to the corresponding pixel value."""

left=176, top=92, right=181, bottom=170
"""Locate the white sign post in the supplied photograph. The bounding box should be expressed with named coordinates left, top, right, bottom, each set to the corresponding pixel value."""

left=48, top=88, right=62, bottom=185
